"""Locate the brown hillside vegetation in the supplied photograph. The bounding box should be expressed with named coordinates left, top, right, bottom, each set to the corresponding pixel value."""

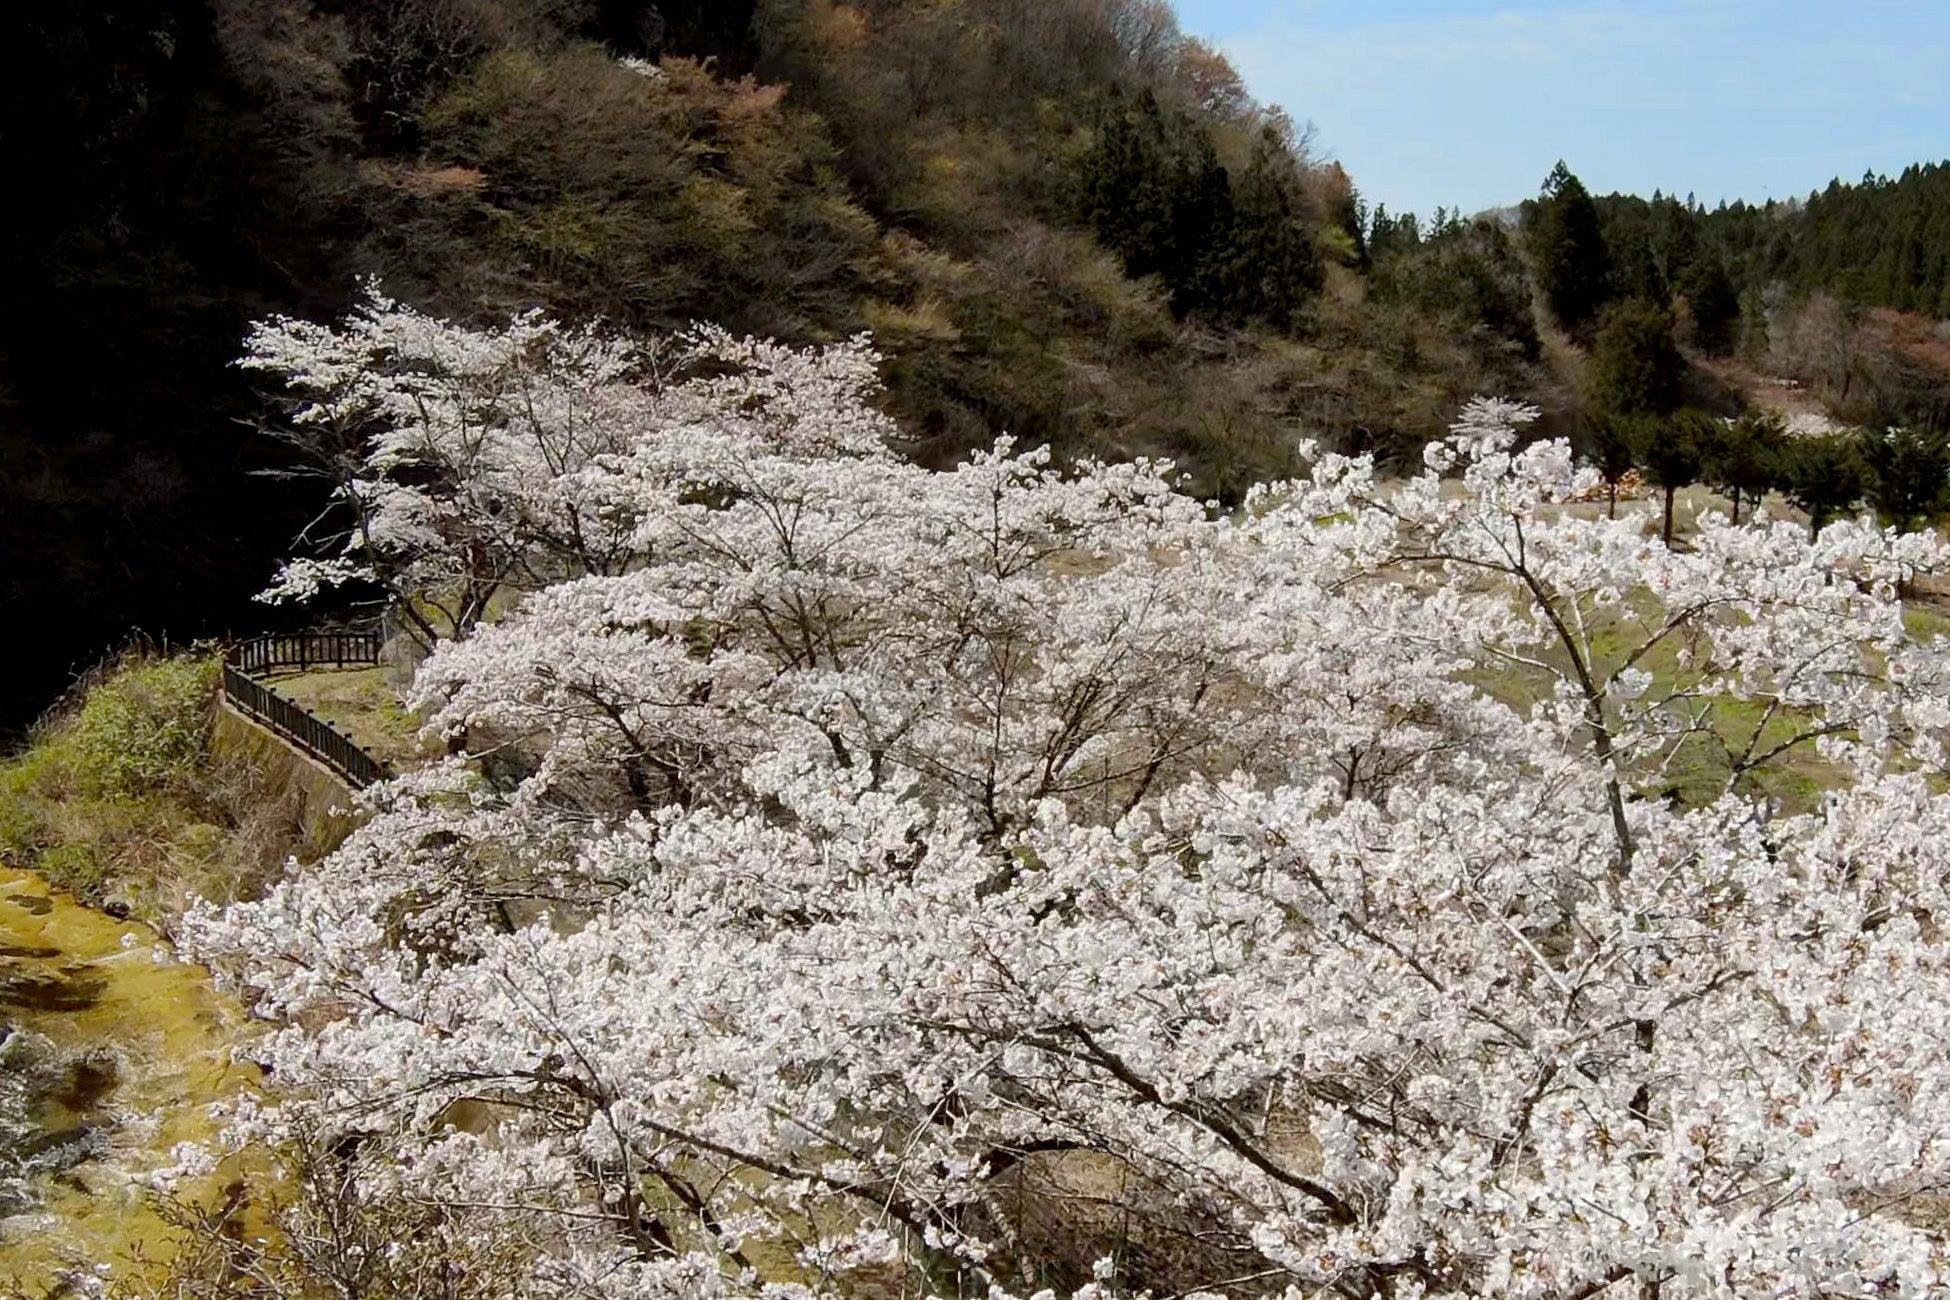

left=9, top=0, right=1945, bottom=735
left=1702, top=294, right=1950, bottom=433
left=0, top=0, right=1537, bottom=735
left=215, top=0, right=1543, bottom=494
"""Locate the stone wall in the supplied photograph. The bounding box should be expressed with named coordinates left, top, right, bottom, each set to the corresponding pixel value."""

left=211, top=703, right=363, bottom=861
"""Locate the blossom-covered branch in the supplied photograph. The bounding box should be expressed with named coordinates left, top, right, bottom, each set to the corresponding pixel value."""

left=188, top=298, right=1950, bottom=1300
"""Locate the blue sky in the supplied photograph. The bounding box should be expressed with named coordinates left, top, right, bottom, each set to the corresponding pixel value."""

left=1176, top=1, right=1950, bottom=220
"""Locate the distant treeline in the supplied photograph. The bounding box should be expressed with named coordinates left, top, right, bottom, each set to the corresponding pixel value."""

left=1362, top=160, right=1950, bottom=442
left=1699, top=164, right=1950, bottom=319
left=1368, top=161, right=1950, bottom=341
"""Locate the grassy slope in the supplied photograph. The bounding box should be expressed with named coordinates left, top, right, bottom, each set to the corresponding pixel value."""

left=0, top=655, right=310, bottom=919
left=266, top=665, right=433, bottom=771
left=1461, top=492, right=1950, bottom=814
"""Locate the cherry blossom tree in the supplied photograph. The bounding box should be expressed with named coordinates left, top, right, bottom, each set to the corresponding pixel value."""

left=242, top=285, right=894, bottom=646
left=183, top=297, right=1950, bottom=1300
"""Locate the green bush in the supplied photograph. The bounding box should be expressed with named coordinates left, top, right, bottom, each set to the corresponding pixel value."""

left=1777, top=433, right=1870, bottom=537
left=0, top=654, right=218, bottom=907
left=60, top=656, right=216, bottom=799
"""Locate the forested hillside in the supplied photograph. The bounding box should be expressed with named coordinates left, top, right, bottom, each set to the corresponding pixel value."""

left=202, top=0, right=1526, bottom=467
left=1720, top=164, right=1950, bottom=317
left=0, top=0, right=1539, bottom=736
left=1505, top=162, right=1950, bottom=433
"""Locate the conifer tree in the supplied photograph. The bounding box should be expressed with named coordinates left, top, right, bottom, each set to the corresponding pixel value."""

left=1649, top=192, right=1702, bottom=288
left=1860, top=425, right=1950, bottom=532
left=1777, top=432, right=1869, bottom=536
left=1211, top=124, right=1323, bottom=328
left=1592, top=298, right=1685, bottom=419
left=1579, top=415, right=1639, bottom=519
left=1076, top=88, right=1233, bottom=316
left=1628, top=410, right=1711, bottom=544
left=1686, top=255, right=1740, bottom=357
left=1704, top=411, right=1785, bottom=525
left=1370, top=215, right=1541, bottom=366
left=1605, top=213, right=1666, bottom=303
left=1592, top=300, right=1691, bottom=541
left=1075, top=91, right=1318, bottom=328
left=1527, top=161, right=1612, bottom=335
left=1737, top=284, right=1771, bottom=360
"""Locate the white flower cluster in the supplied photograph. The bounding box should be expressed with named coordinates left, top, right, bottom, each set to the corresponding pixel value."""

left=192, top=297, right=1950, bottom=1300
left=1782, top=411, right=1846, bottom=439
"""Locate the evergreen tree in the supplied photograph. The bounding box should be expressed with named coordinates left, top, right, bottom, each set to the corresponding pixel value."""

left=1527, top=161, right=1613, bottom=336
left=1076, top=88, right=1234, bottom=318
left=1629, top=410, right=1711, bottom=544
left=1649, top=192, right=1702, bottom=289
left=1703, top=412, right=1785, bottom=525
left=1368, top=204, right=1422, bottom=260
left=1371, top=217, right=1541, bottom=365
left=1591, top=297, right=1699, bottom=544
left=1686, top=256, right=1740, bottom=357
left=1776, top=433, right=1868, bottom=537
left=1606, top=215, right=1666, bottom=304
left=1591, top=299, right=1685, bottom=418
left=1210, top=125, right=1323, bottom=329
left=1075, top=91, right=1319, bottom=328
left=1859, top=425, right=1950, bottom=532
left=1737, top=284, right=1771, bottom=361
left=1578, top=415, right=1639, bottom=519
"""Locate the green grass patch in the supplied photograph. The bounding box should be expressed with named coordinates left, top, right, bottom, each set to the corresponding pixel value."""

left=0, top=655, right=218, bottom=907
left=1464, top=588, right=1858, bottom=814
left=0, top=654, right=305, bottom=917
left=1904, top=602, right=1950, bottom=644
left=267, top=665, right=430, bottom=770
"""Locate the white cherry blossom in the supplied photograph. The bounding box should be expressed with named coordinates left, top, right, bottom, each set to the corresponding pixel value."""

left=191, top=306, right=1950, bottom=1300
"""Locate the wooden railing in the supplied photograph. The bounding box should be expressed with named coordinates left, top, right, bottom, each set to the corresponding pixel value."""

left=230, top=629, right=384, bottom=676
left=222, top=631, right=390, bottom=789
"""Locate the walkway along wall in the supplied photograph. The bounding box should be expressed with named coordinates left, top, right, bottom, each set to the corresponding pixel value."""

left=219, top=632, right=391, bottom=791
